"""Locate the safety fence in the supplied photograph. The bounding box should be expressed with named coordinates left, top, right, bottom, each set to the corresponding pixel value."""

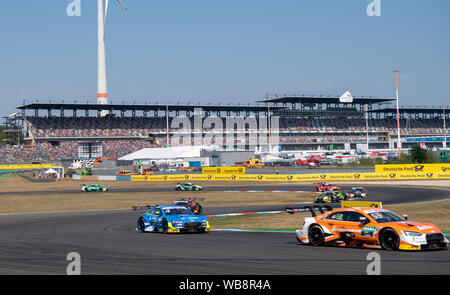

left=129, top=172, right=450, bottom=182
left=70, top=164, right=450, bottom=182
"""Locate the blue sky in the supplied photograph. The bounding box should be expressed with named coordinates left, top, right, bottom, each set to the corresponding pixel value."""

left=0, top=0, right=449, bottom=116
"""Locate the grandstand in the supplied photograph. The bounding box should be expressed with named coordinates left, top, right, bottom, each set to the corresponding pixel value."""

left=0, top=96, right=448, bottom=163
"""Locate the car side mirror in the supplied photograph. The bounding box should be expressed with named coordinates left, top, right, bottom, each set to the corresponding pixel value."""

left=359, top=217, right=369, bottom=225
left=403, top=214, right=408, bottom=220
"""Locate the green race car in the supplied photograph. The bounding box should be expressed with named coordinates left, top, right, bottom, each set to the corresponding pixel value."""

left=81, top=184, right=109, bottom=192
left=79, top=168, right=93, bottom=176
left=175, top=182, right=202, bottom=191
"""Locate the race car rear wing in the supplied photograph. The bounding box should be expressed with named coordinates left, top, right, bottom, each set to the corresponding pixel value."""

left=178, top=198, right=205, bottom=201
left=132, top=205, right=159, bottom=211
left=285, top=205, right=333, bottom=217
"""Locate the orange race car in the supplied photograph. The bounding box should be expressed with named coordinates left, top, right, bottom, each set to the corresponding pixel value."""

left=286, top=206, right=448, bottom=251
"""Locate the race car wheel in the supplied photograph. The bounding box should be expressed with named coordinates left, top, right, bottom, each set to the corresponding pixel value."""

left=138, top=218, right=146, bottom=233
left=380, top=228, right=400, bottom=251
left=162, top=219, right=169, bottom=234
left=308, top=225, right=325, bottom=246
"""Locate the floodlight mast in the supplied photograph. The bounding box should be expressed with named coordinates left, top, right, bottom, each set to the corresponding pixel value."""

left=97, top=0, right=108, bottom=116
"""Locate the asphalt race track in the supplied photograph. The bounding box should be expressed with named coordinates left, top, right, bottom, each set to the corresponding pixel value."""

left=0, top=184, right=449, bottom=205
left=0, top=185, right=449, bottom=274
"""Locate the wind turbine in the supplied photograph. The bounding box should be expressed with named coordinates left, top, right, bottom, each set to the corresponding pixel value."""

left=97, top=0, right=127, bottom=116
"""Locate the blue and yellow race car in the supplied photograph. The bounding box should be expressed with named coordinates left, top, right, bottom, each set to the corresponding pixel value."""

left=136, top=205, right=210, bottom=234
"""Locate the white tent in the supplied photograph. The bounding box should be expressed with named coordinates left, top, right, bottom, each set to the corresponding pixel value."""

left=44, top=168, right=60, bottom=179
left=118, top=145, right=213, bottom=161
left=44, top=168, right=58, bottom=174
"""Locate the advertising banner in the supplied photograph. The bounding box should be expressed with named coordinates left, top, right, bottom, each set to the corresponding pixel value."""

left=202, top=167, right=246, bottom=174
left=375, top=163, right=450, bottom=174
left=0, top=164, right=55, bottom=170
left=132, top=171, right=450, bottom=182
left=341, top=201, right=383, bottom=208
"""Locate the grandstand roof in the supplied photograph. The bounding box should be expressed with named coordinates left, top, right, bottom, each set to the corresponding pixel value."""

left=17, top=102, right=286, bottom=113
left=256, top=95, right=395, bottom=105
left=369, top=107, right=449, bottom=115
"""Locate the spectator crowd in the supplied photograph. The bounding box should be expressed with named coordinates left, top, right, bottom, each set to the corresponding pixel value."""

left=0, top=116, right=447, bottom=163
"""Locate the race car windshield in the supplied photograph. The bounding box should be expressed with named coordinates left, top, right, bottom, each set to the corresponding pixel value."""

left=368, top=211, right=404, bottom=223
left=164, top=208, right=192, bottom=215
left=173, top=201, right=186, bottom=205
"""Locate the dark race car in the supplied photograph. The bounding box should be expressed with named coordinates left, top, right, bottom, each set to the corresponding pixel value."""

left=314, top=190, right=348, bottom=203
left=172, top=198, right=204, bottom=215
left=345, top=187, right=368, bottom=199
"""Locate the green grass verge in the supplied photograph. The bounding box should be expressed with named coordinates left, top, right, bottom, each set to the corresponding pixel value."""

left=208, top=213, right=299, bottom=231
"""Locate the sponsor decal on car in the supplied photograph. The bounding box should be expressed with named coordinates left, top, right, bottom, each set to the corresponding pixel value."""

left=361, top=226, right=378, bottom=237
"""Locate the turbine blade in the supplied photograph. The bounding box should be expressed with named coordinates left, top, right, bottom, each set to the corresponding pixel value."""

left=104, top=0, right=109, bottom=41
left=117, top=0, right=128, bottom=11
left=104, top=0, right=109, bottom=22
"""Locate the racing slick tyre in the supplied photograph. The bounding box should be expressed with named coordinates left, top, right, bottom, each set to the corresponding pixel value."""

left=138, top=218, right=146, bottom=233
left=162, top=219, right=169, bottom=234
left=379, top=228, right=400, bottom=251
left=308, top=225, right=325, bottom=246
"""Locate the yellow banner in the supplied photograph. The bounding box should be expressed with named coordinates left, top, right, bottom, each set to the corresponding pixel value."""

left=202, top=167, right=246, bottom=174
left=341, top=201, right=383, bottom=208
left=375, top=163, right=450, bottom=174
left=132, top=171, right=450, bottom=182
left=0, top=164, right=55, bottom=170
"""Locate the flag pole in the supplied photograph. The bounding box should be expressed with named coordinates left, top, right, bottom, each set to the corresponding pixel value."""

left=394, top=70, right=401, bottom=158
left=166, top=100, right=169, bottom=147
left=444, top=106, right=447, bottom=149
left=365, top=104, right=369, bottom=150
